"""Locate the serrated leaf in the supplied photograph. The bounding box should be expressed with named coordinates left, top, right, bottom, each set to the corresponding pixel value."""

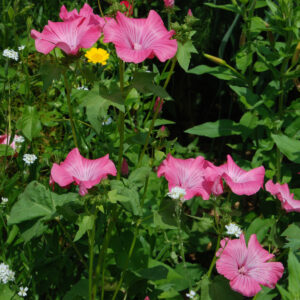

left=177, top=41, right=198, bottom=71
left=40, top=61, right=63, bottom=90
left=132, top=72, right=170, bottom=98
left=128, top=167, right=151, bottom=188
left=74, top=215, right=95, bottom=242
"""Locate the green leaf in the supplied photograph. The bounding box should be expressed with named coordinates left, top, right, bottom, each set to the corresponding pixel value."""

left=276, top=285, right=291, bottom=300
left=285, top=118, right=300, bottom=139
left=108, top=185, right=142, bottom=216
left=40, top=61, right=63, bottom=90
left=188, top=65, right=237, bottom=80
left=177, top=41, right=198, bottom=71
left=16, top=105, right=42, bottom=141
left=185, top=119, right=242, bottom=138
left=204, top=3, right=240, bottom=14
left=245, top=217, right=275, bottom=243
left=128, top=167, right=151, bottom=188
left=153, top=198, right=177, bottom=229
left=235, top=48, right=253, bottom=73
left=74, top=215, right=95, bottom=242
left=271, top=134, right=300, bottom=163
left=81, top=88, right=110, bottom=133
left=8, top=181, right=79, bottom=225
left=239, top=111, right=259, bottom=140
left=287, top=250, right=300, bottom=298
left=255, top=286, right=278, bottom=300
left=63, top=279, right=89, bottom=300
left=210, top=276, right=243, bottom=300
left=282, top=223, right=300, bottom=251
left=0, top=284, right=22, bottom=300
left=229, top=85, right=262, bottom=109
left=132, top=72, right=170, bottom=98
left=0, top=144, right=14, bottom=157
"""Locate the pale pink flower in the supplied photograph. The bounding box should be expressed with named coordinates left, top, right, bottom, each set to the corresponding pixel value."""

left=103, top=10, right=177, bottom=63
left=0, top=134, right=16, bottom=150
left=144, top=297, right=150, bottom=300
left=31, top=14, right=102, bottom=55
left=160, top=125, right=166, bottom=132
left=266, top=180, right=300, bottom=212
left=216, top=234, right=284, bottom=297
left=203, top=160, right=224, bottom=196
left=164, top=0, right=174, bottom=8
left=50, top=148, right=117, bottom=196
left=59, top=4, right=108, bottom=29
left=157, top=154, right=220, bottom=200
left=218, top=155, right=265, bottom=195
left=187, top=9, right=193, bottom=16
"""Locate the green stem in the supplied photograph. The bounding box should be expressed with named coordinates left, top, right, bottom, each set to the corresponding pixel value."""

left=138, top=58, right=177, bottom=167
left=89, top=216, right=96, bottom=300
left=57, top=220, right=87, bottom=269
left=63, top=72, right=79, bottom=149
left=207, top=233, right=221, bottom=279
left=97, top=0, right=105, bottom=18
left=117, top=60, right=125, bottom=179
left=111, top=220, right=140, bottom=300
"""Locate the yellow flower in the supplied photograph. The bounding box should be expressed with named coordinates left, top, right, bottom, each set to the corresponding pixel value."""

left=85, top=48, right=109, bottom=65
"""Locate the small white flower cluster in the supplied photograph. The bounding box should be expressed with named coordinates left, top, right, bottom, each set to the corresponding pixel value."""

left=0, top=263, right=15, bottom=284
left=167, top=186, right=186, bottom=201
left=3, top=49, right=19, bottom=61
left=77, top=86, right=89, bottom=91
left=225, top=223, right=242, bottom=238
left=18, top=45, right=25, bottom=51
left=18, top=286, right=29, bottom=297
left=186, top=290, right=197, bottom=299
left=14, top=135, right=25, bottom=144
left=23, top=154, right=37, bottom=165
left=1, top=197, right=8, bottom=205
left=102, top=117, right=113, bottom=126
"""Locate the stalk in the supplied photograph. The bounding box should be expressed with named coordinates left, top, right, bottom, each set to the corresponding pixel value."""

left=138, top=57, right=177, bottom=167
left=89, top=216, right=96, bottom=300
left=63, top=72, right=79, bottom=149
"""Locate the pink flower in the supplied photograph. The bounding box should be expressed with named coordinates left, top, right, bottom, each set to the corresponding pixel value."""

left=187, top=9, right=193, bottom=16
left=164, top=0, right=174, bottom=8
left=144, top=297, right=150, bottom=300
left=0, top=134, right=16, bottom=150
left=31, top=9, right=102, bottom=55
left=50, top=148, right=117, bottom=196
left=266, top=180, right=300, bottom=212
left=219, top=155, right=265, bottom=195
left=160, top=125, right=166, bottom=132
left=154, top=97, right=163, bottom=113
left=216, top=234, right=284, bottom=297
left=157, top=154, right=221, bottom=200
left=59, top=4, right=108, bottom=29
left=120, top=1, right=133, bottom=16
left=103, top=10, right=177, bottom=63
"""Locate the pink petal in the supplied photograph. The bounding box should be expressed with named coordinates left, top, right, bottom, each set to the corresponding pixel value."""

left=230, top=275, right=262, bottom=297
left=50, top=163, right=74, bottom=187
left=221, top=155, right=265, bottom=195
left=59, top=5, right=79, bottom=21
left=266, top=180, right=300, bottom=212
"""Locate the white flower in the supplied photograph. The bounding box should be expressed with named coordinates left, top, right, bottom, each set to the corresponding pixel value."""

left=225, top=223, right=242, bottom=238
left=23, top=154, right=37, bottom=165
left=186, top=290, right=197, bottom=299
left=18, top=286, right=28, bottom=297
left=167, top=186, right=186, bottom=201
left=18, top=45, right=25, bottom=51
left=0, top=263, right=15, bottom=284
left=14, top=136, right=25, bottom=143
left=77, top=86, right=89, bottom=91
left=102, top=117, right=113, bottom=126
left=3, top=49, right=19, bottom=61
left=1, top=197, right=8, bottom=204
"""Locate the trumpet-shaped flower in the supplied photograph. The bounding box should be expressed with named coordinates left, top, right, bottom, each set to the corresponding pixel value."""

left=157, top=154, right=220, bottom=201
left=31, top=16, right=102, bottom=55
left=103, top=10, right=177, bottom=63
left=0, top=134, right=24, bottom=151
left=216, top=234, right=284, bottom=297
left=219, top=155, right=265, bottom=195
left=266, top=180, right=300, bottom=212
left=50, top=148, right=117, bottom=196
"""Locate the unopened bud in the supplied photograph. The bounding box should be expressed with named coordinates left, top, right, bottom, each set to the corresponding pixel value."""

left=203, top=53, right=226, bottom=66
left=239, top=31, right=246, bottom=47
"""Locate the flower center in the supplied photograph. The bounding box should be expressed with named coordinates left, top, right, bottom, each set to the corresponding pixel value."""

left=238, top=266, right=246, bottom=275
left=133, top=43, right=142, bottom=50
